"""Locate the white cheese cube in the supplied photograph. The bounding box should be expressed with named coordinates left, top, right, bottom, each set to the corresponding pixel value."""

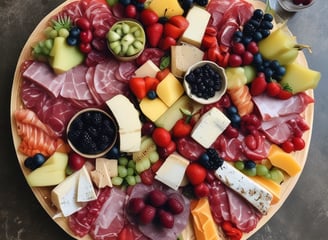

left=77, top=166, right=97, bottom=202
left=133, top=60, right=160, bottom=78
left=155, top=152, right=190, bottom=190
left=180, top=6, right=211, bottom=47
left=171, top=44, right=204, bottom=78
left=106, top=95, right=142, bottom=152
left=191, top=107, right=230, bottom=148
left=214, top=161, right=273, bottom=214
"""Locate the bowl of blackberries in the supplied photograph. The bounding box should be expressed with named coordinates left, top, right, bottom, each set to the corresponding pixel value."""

left=183, top=60, right=227, bottom=104
left=67, top=108, right=118, bottom=158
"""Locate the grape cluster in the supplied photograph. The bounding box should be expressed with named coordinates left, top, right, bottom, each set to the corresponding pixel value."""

left=67, top=110, right=117, bottom=155
left=234, top=9, right=273, bottom=45
left=199, top=148, right=224, bottom=170
left=234, top=160, right=285, bottom=184
left=185, top=63, right=223, bottom=100
left=111, top=156, right=142, bottom=186
left=253, top=53, right=286, bottom=81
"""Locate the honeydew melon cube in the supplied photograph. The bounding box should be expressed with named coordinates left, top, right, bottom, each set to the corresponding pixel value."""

left=156, top=73, right=184, bottom=107
left=139, top=97, right=168, bottom=122
left=26, top=152, right=68, bottom=187
left=280, top=63, right=321, bottom=94
left=49, top=37, right=84, bottom=74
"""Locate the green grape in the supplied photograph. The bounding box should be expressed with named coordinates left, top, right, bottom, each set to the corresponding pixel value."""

left=264, top=172, right=272, bottom=179
left=135, top=161, right=144, bottom=173
left=141, top=157, right=151, bottom=171
left=242, top=167, right=257, bottom=177
left=127, top=159, right=136, bottom=169
left=234, top=160, right=245, bottom=170
left=111, top=176, right=123, bottom=186
left=270, top=168, right=284, bottom=184
left=42, top=47, right=50, bottom=55
left=48, top=29, right=58, bottom=39
left=58, top=28, right=69, bottom=38
left=256, top=164, right=269, bottom=176
left=127, top=167, right=134, bottom=176
left=33, top=44, right=42, bottom=55
left=126, top=175, right=136, bottom=186
left=44, top=26, right=53, bottom=37
left=118, top=156, right=129, bottom=166
left=44, top=39, right=53, bottom=50
left=135, top=175, right=141, bottom=183
left=149, top=151, right=159, bottom=164
left=118, top=165, right=128, bottom=178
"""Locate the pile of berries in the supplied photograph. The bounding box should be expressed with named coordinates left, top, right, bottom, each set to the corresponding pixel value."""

left=185, top=63, right=223, bottom=100
left=66, top=17, right=93, bottom=53
left=67, top=110, right=117, bottom=155
left=199, top=148, right=224, bottom=170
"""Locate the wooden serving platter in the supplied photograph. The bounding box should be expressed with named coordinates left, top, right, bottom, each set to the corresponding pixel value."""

left=10, top=0, right=314, bottom=239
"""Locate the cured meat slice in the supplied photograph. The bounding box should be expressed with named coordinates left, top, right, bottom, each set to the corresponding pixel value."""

left=225, top=187, right=262, bottom=233
left=136, top=48, right=165, bottom=67
left=212, top=135, right=245, bottom=161
left=22, top=61, right=65, bottom=98
left=127, top=182, right=190, bottom=240
left=115, top=61, right=138, bottom=83
left=176, top=137, right=206, bottom=161
left=92, top=59, right=128, bottom=102
left=90, top=187, right=126, bottom=240
left=253, top=93, right=314, bottom=120
left=21, top=80, right=49, bottom=111
left=14, top=109, right=62, bottom=157
left=68, top=187, right=111, bottom=237
left=60, top=64, right=94, bottom=101
left=208, top=179, right=231, bottom=224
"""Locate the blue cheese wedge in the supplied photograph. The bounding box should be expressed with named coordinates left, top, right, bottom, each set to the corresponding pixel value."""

left=51, top=166, right=97, bottom=217
left=106, top=94, right=142, bottom=152
left=214, top=161, right=273, bottom=214
left=180, top=6, right=211, bottom=48
left=191, top=107, right=230, bottom=148
left=155, top=152, right=190, bottom=190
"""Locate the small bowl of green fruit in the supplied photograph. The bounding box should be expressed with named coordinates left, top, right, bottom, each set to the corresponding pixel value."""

left=66, top=108, right=118, bottom=158
left=106, top=20, right=146, bottom=61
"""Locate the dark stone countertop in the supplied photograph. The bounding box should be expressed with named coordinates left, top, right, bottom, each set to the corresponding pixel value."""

left=1, top=0, right=327, bottom=239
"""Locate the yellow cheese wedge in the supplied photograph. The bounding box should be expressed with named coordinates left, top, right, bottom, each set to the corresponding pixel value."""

left=148, top=0, right=184, bottom=18
left=250, top=176, right=281, bottom=204
left=156, top=73, right=184, bottom=107
left=190, top=198, right=223, bottom=240
left=267, top=144, right=301, bottom=176
left=139, top=97, right=168, bottom=122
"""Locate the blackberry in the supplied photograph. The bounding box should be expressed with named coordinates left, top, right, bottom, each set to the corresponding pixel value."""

left=92, top=111, right=103, bottom=125
left=199, top=148, right=224, bottom=170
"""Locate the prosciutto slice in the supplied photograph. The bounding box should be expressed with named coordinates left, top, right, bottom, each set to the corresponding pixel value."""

left=226, top=188, right=262, bottom=233
left=90, top=187, right=126, bottom=240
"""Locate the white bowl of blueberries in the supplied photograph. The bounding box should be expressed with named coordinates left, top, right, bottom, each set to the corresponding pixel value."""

left=183, top=60, right=227, bottom=105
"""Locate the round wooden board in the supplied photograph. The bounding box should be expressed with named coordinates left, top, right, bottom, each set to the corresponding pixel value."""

left=10, top=0, right=314, bottom=239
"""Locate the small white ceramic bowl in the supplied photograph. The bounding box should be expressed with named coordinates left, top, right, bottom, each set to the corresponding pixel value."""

left=278, top=0, right=315, bottom=12
left=183, top=60, right=227, bottom=105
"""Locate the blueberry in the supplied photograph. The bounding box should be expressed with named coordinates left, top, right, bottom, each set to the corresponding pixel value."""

left=263, top=13, right=274, bottom=22
left=69, top=27, right=81, bottom=38
left=244, top=160, right=256, bottom=169
left=119, top=0, right=131, bottom=6
left=226, top=106, right=238, bottom=115
left=229, top=113, right=241, bottom=128
left=105, top=146, right=120, bottom=159
left=253, top=31, right=263, bottom=42
left=147, top=90, right=157, bottom=99
left=24, top=153, right=46, bottom=170
left=66, top=36, right=78, bottom=46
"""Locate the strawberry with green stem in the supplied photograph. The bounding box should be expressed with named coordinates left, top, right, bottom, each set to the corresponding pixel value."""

left=172, top=108, right=194, bottom=138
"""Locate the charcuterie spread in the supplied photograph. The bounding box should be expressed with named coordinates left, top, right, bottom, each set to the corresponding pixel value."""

left=11, top=0, right=321, bottom=239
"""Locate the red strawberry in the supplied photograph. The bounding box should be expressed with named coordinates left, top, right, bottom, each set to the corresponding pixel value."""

left=266, top=82, right=281, bottom=97
left=129, top=77, right=146, bottom=99
left=144, top=77, right=159, bottom=92
left=277, top=89, right=293, bottom=99
left=193, top=182, right=210, bottom=198
left=140, top=9, right=159, bottom=26
left=158, top=36, right=176, bottom=51
left=146, top=23, right=163, bottom=47
left=250, top=75, right=267, bottom=96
